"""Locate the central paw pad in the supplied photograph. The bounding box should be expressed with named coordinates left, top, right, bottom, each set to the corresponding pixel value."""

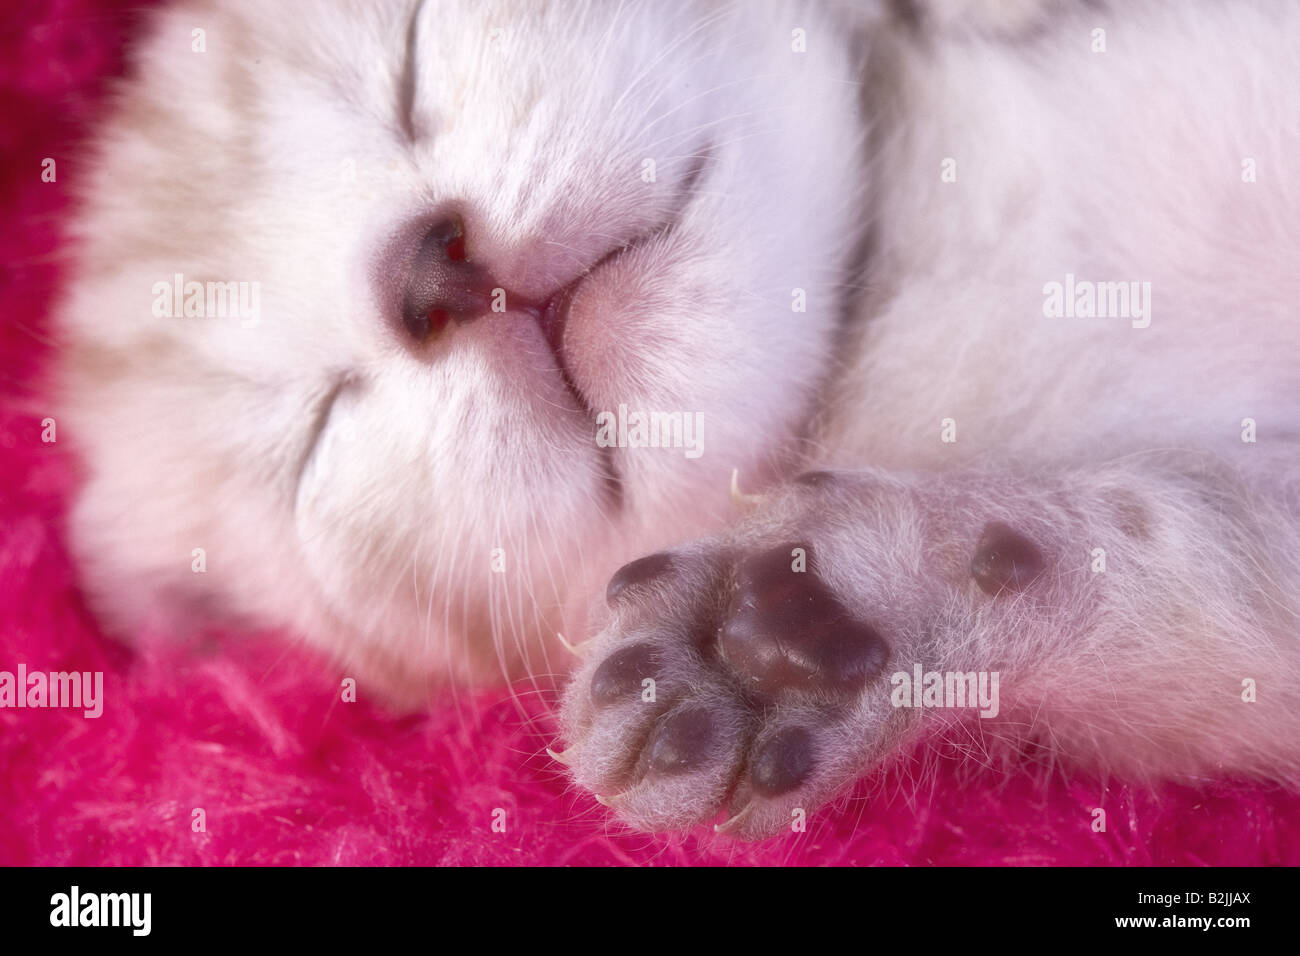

left=720, top=544, right=890, bottom=698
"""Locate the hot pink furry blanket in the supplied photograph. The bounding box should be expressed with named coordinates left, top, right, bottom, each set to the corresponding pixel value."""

left=2, top=0, right=1295, bottom=866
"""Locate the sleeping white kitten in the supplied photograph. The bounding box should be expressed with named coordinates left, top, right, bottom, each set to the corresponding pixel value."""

left=55, top=0, right=1300, bottom=839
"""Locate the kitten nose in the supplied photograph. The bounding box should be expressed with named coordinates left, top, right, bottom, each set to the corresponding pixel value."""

left=399, top=214, right=500, bottom=342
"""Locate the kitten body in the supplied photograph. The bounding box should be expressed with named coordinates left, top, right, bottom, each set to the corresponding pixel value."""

left=55, top=0, right=1300, bottom=834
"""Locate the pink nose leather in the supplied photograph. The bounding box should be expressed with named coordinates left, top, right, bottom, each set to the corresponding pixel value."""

left=398, top=212, right=575, bottom=346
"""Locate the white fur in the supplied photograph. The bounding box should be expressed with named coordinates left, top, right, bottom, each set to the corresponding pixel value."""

left=57, top=0, right=1300, bottom=831
left=57, top=0, right=863, bottom=699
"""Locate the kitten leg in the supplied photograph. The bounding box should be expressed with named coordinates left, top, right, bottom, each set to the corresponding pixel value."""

left=558, top=453, right=1300, bottom=838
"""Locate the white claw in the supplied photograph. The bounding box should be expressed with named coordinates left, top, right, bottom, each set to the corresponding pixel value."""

left=556, top=631, right=591, bottom=657
left=546, top=746, right=575, bottom=766
left=594, top=793, right=625, bottom=808
left=714, top=803, right=756, bottom=835
left=730, top=468, right=764, bottom=510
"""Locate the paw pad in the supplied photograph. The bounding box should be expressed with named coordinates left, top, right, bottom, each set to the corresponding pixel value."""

left=590, top=643, right=661, bottom=707
left=719, top=543, right=889, bottom=698
left=646, top=706, right=719, bottom=777
left=750, top=726, right=815, bottom=797
left=793, top=470, right=839, bottom=488
left=970, top=521, right=1045, bottom=596
left=606, top=552, right=675, bottom=605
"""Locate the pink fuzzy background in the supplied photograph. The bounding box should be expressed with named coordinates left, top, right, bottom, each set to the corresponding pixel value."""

left=1, top=0, right=1295, bottom=867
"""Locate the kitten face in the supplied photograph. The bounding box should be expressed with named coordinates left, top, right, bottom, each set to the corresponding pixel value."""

left=58, top=0, right=866, bottom=697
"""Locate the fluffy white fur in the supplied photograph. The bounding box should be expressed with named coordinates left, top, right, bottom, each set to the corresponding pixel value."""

left=59, top=0, right=864, bottom=696
left=57, top=0, right=1300, bottom=837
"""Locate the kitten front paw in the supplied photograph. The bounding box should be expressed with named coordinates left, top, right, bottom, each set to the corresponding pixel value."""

left=556, top=473, right=988, bottom=838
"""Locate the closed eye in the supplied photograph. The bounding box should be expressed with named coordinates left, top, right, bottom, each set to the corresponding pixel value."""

left=397, top=0, right=428, bottom=142
left=293, top=376, right=350, bottom=502
left=679, top=142, right=714, bottom=197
